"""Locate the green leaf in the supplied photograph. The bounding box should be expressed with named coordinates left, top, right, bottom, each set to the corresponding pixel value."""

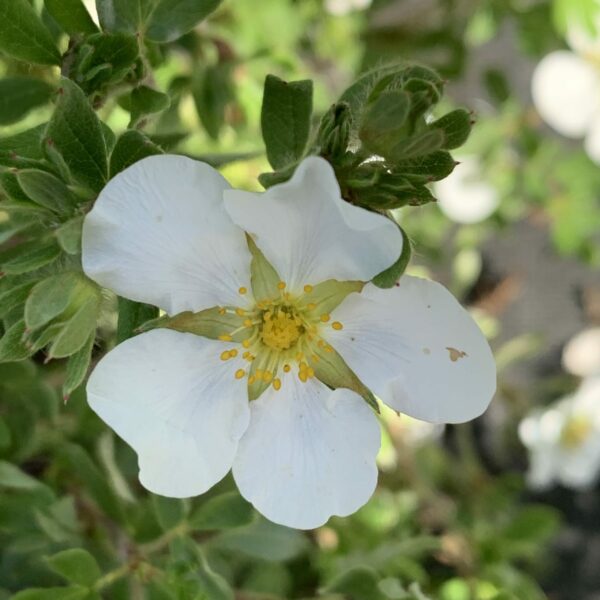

left=0, top=281, right=36, bottom=318
left=11, top=587, right=91, bottom=600
left=0, top=320, right=32, bottom=362
left=324, top=567, right=387, bottom=600
left=0, top=416, right=11, bottom=451
left=95, top=0, right=150, bottom=34
left=146, top=0, right=223, bottom=43
left=212, top=517, right=308, bottom=562
left=16, top=169, right=75, bottom=214
left=0, top=124, right=46, bottom=167
left=195, top=550, right=234, bottom=600
left=48, top=294, right=100, bottom=358
left=247, top=233, right=281, bottom=302
left=129, top=85, right=170, bottom=128
left=109, top=130, right=163, bottom=177
left=46, top=548, right=102, bottom=587
left=56, top=217, right=83, bottom=255
left=0, top=77, right=54, bottom=126
left=372, top=226, right=411, bottom=288
left=1, top=240, right=61, bottom=275
left=152, top=495, right=187, bottom=531
left=192, top=64, right=234, bottom=140
left=25, top=272, right=86, bottom=331
left=45, top=78, right=108, bottom=193
left=190, top=492, right=254, bottom=531
left=0, top=0, right=61, bottom=65
left=63, top=332, right=95, bottom=399
left=117, top=297, right=159, bottom=343
left=358, top=90, right=410, bottom=156
left=429, top=109, right=472, bottom=150
left=0, top=460, right=43, bottom=490
left=44, top=0, right=99, bottom=35
left=261, top=74, right=313, bottom=170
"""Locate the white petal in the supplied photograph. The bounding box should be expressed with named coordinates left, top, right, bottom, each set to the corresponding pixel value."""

left=82, top=155, right=252, bottom=314
left=324, top=276, right=496, bottom=423
left=531, top=51, right=600, bottom=138
left=87, top=329, right=250, bottom=498
left=232, top=374, right=380, bottom=529
left=223, top=156, right=402, bottom=291
left=562, top=328, right=600, bottom=377
left=434, top=157, right=499, bottom=224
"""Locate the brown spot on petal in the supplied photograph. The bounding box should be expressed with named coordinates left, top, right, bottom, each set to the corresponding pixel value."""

left=446, top=347, right=467, bottom=362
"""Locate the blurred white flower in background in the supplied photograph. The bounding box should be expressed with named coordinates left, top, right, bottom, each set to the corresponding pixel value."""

left=562, top=327, right=600, bottom=377
left=519, top=376, right=600, bottom=490
left=325, top=0, right=372, bottom=16
left=531, top=18, right=600, bottom=163
left=434, top=157, right=499, bottom=224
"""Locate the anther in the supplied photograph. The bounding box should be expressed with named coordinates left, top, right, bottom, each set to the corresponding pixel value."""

left=243, top=319, right=253, bottom=327
left=218, top=334, right=232, bottom=341
left=248, top=375, right=256, bottom=384
left=332, top=321, right=343, bottom=330
left=307, top=367, right=315, bottom=378
left=263, top=370, right=273, bottom=383
left=277, top=281, right=286, bottom=290
left=304, top=284, right=313, bottom=293
left=307, top=303, right=316, bottom=311
left=320, top=313, right=330, bottom=322
left=229, top=349, right=238, bottom=358
left=218, top=307, right=226, bottom=315
left=273, top=378, right=282, bottom=391
left=236, top=308, right=246, bottom=316
left=235, top=369, right=245, bottom=379
left=220, top=350, right=231, bottom=361
left=242, top=339, right=251, bottom=348
left=283, top=364, right=291, bottom=373
left=238, top=287, right=247, bottom=294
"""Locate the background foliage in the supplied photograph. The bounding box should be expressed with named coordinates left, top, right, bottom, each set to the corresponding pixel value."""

left=0, top=0, right=599, bottom=598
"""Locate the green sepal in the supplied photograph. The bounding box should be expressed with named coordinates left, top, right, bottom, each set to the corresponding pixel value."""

left=298, top=279, right=363, bottom=316
left=428, top=108, right=472, bottom=150
left=161, top=307, right=247, bottom=342
left=310, top=343, right=379, bottom=413
left=372, top=226, right=411, bottom=288
left=247, top=234, right=280, bottom=302
left=247, top=347, right=275, bottom=401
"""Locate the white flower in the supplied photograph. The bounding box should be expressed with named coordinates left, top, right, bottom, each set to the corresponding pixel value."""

left=519, top=376, right=600, bottom=490
left=531, top=20, right=600, bottom=163
left=433, top=157, right=499, bottom=224
left=325, top=0, right=372, bottom=17
left=82, top=155, right=496, bottom=529
left=562, top=327, right=600, bottom=377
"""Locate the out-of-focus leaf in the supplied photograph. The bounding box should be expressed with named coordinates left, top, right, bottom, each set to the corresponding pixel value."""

left=11, top=587, right=91, bottom=600
left=190, top=492, right=254, bottom=531
left=1, top=240, right=61, bottom=275
left=16, top=169, right=75, bottom=214
left=429, top=108, right=472, bottom=150
left=109, top=130, right=163, bottom=177
left=0, top=78, right=54, bottom=126
left=63, top=332, right=94, bottom=399
left=45, top=78, right=108, bottom=193
left=323, top=566, right=387, bottom=600
left=152, top=496, right=187, bottom=531
left=0, top=0, right=61, bottom=65
left=128, top=85, right=170, bottom=128
left=44, top=0, right=99, bottom=35
left=0, top=320, right=33, bottom=362
left=192, top=64, right=234, bottom=140
left=261, top=74, right=312, bottom=170
left=146, top=0, right=223, bottom=43
left=0, top=460, right=43, bottom=490
left=46, top=548, right=102, bottom=587
left=56, top=217, right=83, bottom=255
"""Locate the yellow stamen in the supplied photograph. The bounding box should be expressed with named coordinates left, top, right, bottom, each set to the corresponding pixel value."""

left=242, top=339, right=251, bottom=348
left=218, top=334, right=232, bottom=342
left=307, top=367, right=315, bottom=378
left=220, top=350, right=231, bottom=361
left=283, top=364, right=291, bottom=373
left=248, top=375, right=256, bottom=384
left=229, top=349, right=238, bottom=358
left=263, top=370, right=273, bottom=383
left=325, top=345, right=334, bottom=353
left=238, top=287, right=247, bottom=295
left=236, top=308, right=246, bottom=317
left=218, top=307, right=226, bottom=315
left=307, top=303, right=316, bottom=311
left=235, top=369, right=245, bottom=379
left=273, top=378, right=282, bottom=391
left=303, top=284, right=313, bottom=293
left=320, top=313, right=330, bottom=322
left=243, top=319, right=253, bottom=327
left=332, top=321, right=343, bottom=330
left=277, top=281, right=286, bottom=290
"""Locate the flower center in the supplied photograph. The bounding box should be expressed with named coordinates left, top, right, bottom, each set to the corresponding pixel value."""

left=560, top=415, right=592, bottom=449
left=260, top=306, right=303, bottom=350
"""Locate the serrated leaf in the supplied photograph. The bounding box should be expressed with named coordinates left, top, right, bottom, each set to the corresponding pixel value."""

left=109, top=130, right=163, bottom=177
left=429, top=108, right=472, bottom=150
left=129, top=85, right=170, bottom=128
left=190, top=492, right=254, bottom=531
left=16, top=169, right=75, bottom=214
left=63, top=332, right=94, bottom=398
left=0, top=0, right=61, bottom=65
left=44, top=0, right=99, bottom=35
left=46, top=548, right=102, bottom=587
left=372, top=226, right=411, bottom=288
left=0, top=77, right=54, bottom=126
left=261, top=74, right=313, bottom=170
left=45, top=78, right=108, bottom=193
